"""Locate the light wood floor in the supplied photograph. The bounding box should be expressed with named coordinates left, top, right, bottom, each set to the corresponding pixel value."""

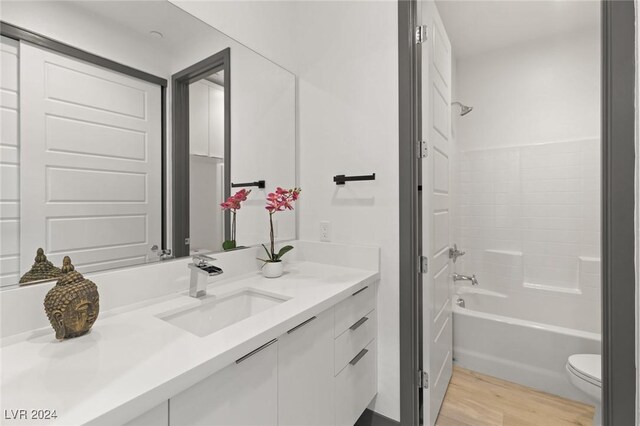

left=435, top=366, right=595, bottom=426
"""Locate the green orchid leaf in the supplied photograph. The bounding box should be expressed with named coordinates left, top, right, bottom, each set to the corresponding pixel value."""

left=276, top=245, right=294, bottom=259
left=261, top=244, right=273, bottom=261
left=222, top=240, right=236, bottom=250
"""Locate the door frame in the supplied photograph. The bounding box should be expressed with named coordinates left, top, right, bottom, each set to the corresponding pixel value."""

left=398, top=0, right=422, bottom=424
left=398, top=0, right=637, bottom=425
left=601, top=0, right=636, bottom=424
left=171, top=48, right=231, bottom=258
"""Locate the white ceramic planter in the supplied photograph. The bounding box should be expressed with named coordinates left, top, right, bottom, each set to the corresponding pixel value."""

left=262, top=261, right=284, bottom=278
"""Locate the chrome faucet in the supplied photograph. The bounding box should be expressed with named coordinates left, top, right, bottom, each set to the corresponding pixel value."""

left=151, top=245, right=173, bottom=261
left=188, top=254, right=223, bottom=298
left=452, top=273, right=479, bottom=286
left=448, top=244, right=465, bottom=263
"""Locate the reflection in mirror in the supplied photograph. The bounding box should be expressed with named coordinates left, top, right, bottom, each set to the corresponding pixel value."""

left=189, top=66, right=227, bottom=254
left=0, top=0, right=296, bottom=290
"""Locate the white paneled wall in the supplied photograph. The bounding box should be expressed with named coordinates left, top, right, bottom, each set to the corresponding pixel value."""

left=456, top=139, right=600, bottom=332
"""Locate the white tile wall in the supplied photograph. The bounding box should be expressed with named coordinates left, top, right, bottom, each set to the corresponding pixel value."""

left=456, top=138, right=601, bottom=331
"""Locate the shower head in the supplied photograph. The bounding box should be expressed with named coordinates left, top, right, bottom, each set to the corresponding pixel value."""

left=452, top=101, right=473, bottom=116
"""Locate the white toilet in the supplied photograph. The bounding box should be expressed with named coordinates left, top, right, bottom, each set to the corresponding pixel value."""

left=566, top=354, right=601, bottom=426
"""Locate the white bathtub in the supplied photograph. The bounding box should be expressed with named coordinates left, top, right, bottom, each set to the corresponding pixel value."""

left=453, top=290, right=601, bottom=403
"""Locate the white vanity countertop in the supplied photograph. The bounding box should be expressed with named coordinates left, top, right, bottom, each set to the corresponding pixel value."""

left=0, top=260, right=379, bottom=426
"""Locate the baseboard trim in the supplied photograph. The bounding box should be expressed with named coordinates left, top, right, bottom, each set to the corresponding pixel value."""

left=355, top=409, right=400, bottom=426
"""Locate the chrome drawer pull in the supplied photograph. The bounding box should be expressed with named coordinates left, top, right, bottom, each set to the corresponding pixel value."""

left=349, top=348, right=369, bottom=366
left=352, top=286, right=369, bottom=296
left=235, top=339, right=277, bottom=364
left=349, top=316, right=369, bottom=331
left=287, top=316, right=317, bottom=334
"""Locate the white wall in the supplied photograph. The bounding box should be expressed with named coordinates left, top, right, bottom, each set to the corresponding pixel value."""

left=454, top=27, right=601, bottom=332
left=169, top=1, right=298, bottom=73
left=456, top=27, right=600, bottom=151
left=294, top=2, right=399, bottom=419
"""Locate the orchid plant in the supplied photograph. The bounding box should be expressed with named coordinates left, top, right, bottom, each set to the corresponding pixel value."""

left=259, top=187, right=301, bottom=264
left=220, top=189, right=251, bottom=250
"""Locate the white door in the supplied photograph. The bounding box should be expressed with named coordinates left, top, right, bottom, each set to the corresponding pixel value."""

left=420, top=1, right=453, bottom=425
left=19, top=42, right=162, bottom=274
left=0, top=36, right=20, bottom=287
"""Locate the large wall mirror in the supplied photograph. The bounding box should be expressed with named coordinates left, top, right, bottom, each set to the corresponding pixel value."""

left=0, top=1, right=296, bottom=289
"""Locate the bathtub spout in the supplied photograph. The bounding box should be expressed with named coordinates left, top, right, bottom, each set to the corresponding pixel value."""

left=453, top=273, right=479, bottom=286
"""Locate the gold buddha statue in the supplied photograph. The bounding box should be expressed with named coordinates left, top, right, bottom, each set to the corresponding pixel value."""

left=44, top=257, right=100, bottom=340
left=19, top=248, right=63, bottom=284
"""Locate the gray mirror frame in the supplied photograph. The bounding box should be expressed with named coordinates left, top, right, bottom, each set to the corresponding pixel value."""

left=171, top=48, right=231, bottom=258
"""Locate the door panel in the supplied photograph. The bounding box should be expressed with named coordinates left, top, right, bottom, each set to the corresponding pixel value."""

left=46, top=115, right=147, bottom=160
left=421, top=1, right=453, bottom=425
left=0, top=36, right=20, bottom=287
left=19, top=42, right=162, bottom=274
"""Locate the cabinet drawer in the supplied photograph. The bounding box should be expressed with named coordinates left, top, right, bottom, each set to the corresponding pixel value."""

left=334, top=309, right=376, bottom=375
left=334, top=284, right=375, bottom=337
left=335, top=340, right=377, bottom=426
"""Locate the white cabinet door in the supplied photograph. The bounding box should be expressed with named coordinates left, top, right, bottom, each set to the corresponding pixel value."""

left=278, top=309, right=335, bottom=426
left=335, top=340, right=377, bottom=426
left=208, top=84, right=225, bottom=159
left=169, top=340, right=278, bottom=426
left=189, top=81, right=210, bottom=157
left=19, top=42, right=162, bottom=274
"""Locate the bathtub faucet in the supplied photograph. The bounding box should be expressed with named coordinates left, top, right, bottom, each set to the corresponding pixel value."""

left=452, top=273, right=479, bottom=286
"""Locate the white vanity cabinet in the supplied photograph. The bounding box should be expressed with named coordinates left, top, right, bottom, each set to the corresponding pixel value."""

left=169, top=339, right=278, bottom=426
left=157, top=283, right=377, bottom=426
left=278, top=309, right=335, bottom=426
left=333, top=285, right=377, bottom=426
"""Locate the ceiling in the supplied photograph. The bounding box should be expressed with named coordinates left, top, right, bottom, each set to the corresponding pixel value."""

left=435, top=0, right=600, bottom=58
left=68, top=1, right=219, bottom=57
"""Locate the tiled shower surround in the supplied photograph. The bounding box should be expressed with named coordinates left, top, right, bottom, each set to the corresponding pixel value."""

left=455, top=138, right=601, bottom=332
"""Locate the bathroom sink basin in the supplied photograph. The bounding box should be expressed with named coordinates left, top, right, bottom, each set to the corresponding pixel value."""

left=160, top=289, right=288, bottom=337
